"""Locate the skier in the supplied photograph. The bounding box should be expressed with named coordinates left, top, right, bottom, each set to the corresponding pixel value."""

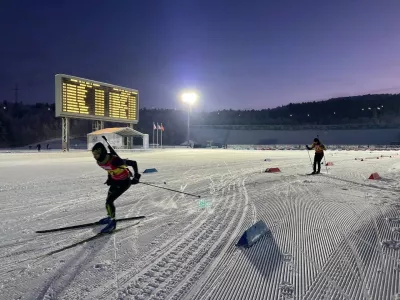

left=306, top=138, right=326, bottom=174
left=91, top=142, right=141, bottom=233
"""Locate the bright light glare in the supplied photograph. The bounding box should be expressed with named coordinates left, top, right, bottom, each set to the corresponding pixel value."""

left=181, top=92, right=198, bottom=105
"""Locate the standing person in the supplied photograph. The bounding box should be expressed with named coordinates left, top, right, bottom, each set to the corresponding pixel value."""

left=306, top=138, right=326, bottom=174
left=91, top=142, right=141, bottom=233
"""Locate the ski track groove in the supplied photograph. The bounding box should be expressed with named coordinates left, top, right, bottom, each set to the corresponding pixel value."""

left=3, top=150, right=400, bottom=300
left=1, top=172, right=209, bottom=274
left=92, top=172, right=244, bottom=299
left=165, top=177, right=249, bottom=300
left=300, top=172, right=400, bottom=300
left=301, top=183, right=361, bottom=299
left=193, top=161, right=395, bottom=300
left=0, top=225, right=109, bottom=276
left=131, top=171, right=247, bottom=299
left=145, top=190, right=239, bottom=299
left=54, top=209, right=210, bottom=299
left=34, top=222, right=143, bottom=300
left=84, top=185, right=220, bottom=298
left=185, top=178, right=251, bottom=300
left=0, top=171, right=194, bottom=296
left=190, top=180, right=293, bottom=300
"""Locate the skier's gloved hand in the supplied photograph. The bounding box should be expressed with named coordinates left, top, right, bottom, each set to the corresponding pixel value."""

left=305, top=145, right=310, bottom=150
left=131, top=173, right=141, bottom=185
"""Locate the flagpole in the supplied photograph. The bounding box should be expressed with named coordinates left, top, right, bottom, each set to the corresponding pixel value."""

left=157, top=123, right=159, bottom=148
left=152, top=123, right=155, bottom=149
left=161, top=124, right=163, bottom=149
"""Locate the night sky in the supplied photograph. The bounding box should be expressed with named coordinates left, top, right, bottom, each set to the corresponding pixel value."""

left=1, top=0, right=400, bottom=111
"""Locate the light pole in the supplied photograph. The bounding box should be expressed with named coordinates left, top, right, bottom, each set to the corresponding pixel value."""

left=181, top=92, right=198, bottom=148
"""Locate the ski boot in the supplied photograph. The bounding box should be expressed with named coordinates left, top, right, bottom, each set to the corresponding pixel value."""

left=101, top=219, right=116, bottom=233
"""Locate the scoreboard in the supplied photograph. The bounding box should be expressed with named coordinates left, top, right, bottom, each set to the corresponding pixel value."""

left=55, top=74, right=138, bottom=123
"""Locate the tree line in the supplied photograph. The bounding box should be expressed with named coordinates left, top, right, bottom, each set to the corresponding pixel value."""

left=1, top=93, right=400, bottom=147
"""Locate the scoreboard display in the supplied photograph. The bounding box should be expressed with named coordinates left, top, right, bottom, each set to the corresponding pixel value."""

left=55, top=74, right=138, bottom=123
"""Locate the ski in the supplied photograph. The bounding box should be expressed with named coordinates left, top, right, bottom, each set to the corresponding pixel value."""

left=43, top=221, right=140, bottom=257
left=4, top=222, right=141, bottom=275
left=36, top=215, right=145, bottom=233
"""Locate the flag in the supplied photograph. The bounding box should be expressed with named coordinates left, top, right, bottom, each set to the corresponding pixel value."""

left=161, top=123, right=164, bottom=132
left=157, top=123, right=161, bottom=130
left=156, top=123, right=159, bottom=148
left=153, top=122, right=156, bottom=130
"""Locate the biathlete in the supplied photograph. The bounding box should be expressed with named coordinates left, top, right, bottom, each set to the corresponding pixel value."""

left=91, top=142, right=141, bottom=233
left=306, top=138, right=326, bottom=174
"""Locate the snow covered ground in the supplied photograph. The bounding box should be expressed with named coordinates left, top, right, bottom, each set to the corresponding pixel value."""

left=2, top=149, right=400, bottom=299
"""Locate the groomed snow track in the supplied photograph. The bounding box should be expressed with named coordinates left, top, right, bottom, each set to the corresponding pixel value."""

left=2, top=149, right=400, bottom=299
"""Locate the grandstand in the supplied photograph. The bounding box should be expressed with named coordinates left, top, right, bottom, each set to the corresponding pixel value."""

left=190, top=125, right=400, bottom=146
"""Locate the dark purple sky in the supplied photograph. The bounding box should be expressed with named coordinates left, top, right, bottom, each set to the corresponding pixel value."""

left=1, top=0, right=400, bottom=111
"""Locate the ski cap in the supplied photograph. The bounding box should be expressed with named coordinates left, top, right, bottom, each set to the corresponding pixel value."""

left=92, top=142, right=107, bottom=162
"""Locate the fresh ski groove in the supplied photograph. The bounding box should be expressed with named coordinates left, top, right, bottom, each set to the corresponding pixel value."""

left=91, top=174, right=244, bottom=299
left=157, top=179, right=249, bottom=300
left=3, top=149, right=400, bottom=300
left=82, top=198, right=218, bottom=298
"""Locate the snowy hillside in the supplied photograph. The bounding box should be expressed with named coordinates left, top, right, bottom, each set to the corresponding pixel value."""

left=1, top=149, right=400, bottom=299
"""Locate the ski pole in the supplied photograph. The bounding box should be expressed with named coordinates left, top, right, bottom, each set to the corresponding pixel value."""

left=102, top=136, right=200, bottom=198
left=307, top=148, right=313, bottom=168
left=323, top=155, right=328, bottom=174
left=139, top=182, right=201, bottom=198
left=144, top=181, right=167, bottom=185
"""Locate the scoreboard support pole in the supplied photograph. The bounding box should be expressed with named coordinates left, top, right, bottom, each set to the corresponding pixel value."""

left=62, top=117, right=70, bottom=152
left=92, top=120, right=104, bottom=132
left=127, top=123, right=134, bottom=149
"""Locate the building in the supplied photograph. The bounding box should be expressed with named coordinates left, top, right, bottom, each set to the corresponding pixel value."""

left=87, top=127, right=149, bottom=151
